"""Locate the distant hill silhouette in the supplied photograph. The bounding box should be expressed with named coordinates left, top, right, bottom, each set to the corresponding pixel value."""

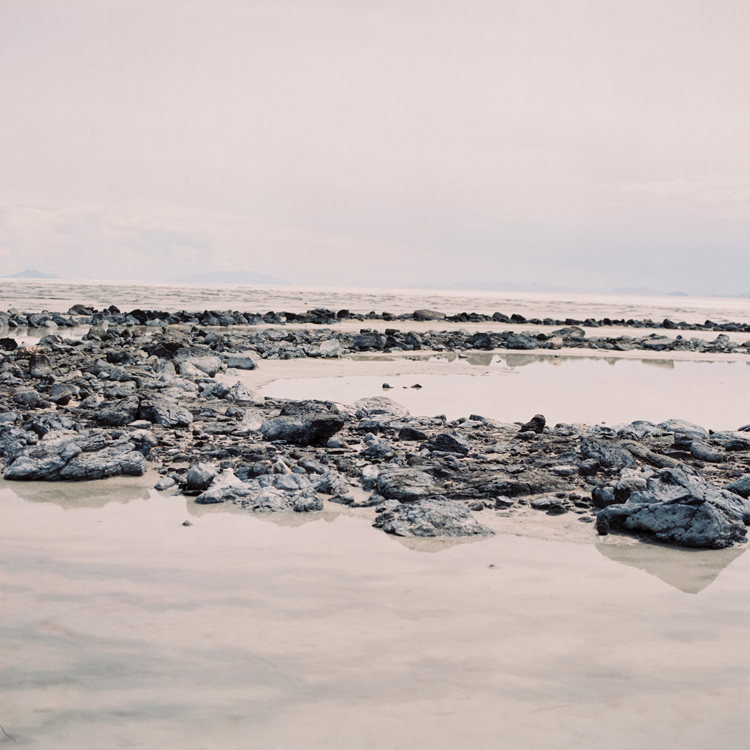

left=4, top=269, right=58, bottom=279
left=170, top=270, right=289, bottom=285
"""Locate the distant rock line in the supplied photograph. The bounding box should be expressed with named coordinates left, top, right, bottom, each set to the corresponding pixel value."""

left=1, top=305, right=748, bottom=356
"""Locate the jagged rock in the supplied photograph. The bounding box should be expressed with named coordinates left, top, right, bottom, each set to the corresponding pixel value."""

left=139, top=398, right=193, bottom=427
left=260, top=402, right=345, bottom=445
left=374, top=495, right=493, bottom=537
left=186, top=463, right=219, bottom=492
left=520, top=414, right=546, bottom=433
left=376, top=468, right=434, bottom=500
left=580, top=438, right=637, bottom=470
left=25, top=413, right=78, bottom=437
left=95, top=395, right=141, bottom=426
left=596, top=465, right=750, bottom=549
left=0, top=425, right=35, bottom=457
left=4, top=430, right=146, bottom=481
left=428, top=430, right=471, bottom=454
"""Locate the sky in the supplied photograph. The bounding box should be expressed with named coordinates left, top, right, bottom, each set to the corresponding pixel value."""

left=0, top=0, right=748, bottom=295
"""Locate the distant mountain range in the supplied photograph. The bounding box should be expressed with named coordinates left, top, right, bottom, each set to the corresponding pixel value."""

left=169, top=270, right=290, bottom=285
left=4, top=269, right=58, bottom=279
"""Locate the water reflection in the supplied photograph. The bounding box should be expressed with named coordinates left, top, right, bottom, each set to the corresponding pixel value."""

left=596, top=541, right=747, bottom=594
left=1, top=477, right=151, bottom=509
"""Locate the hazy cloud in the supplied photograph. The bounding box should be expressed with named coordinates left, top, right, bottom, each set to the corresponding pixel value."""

left=1, top=0, right=748, bottom=293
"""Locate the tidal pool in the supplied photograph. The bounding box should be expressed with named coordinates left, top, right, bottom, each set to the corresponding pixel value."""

left=256, top=354, right=750, bottom=431
left=2, top=476, right=749, bottom=749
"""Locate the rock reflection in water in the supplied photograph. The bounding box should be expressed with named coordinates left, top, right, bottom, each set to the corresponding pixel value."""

left=1, top=477, right=150, bottom=509
left=596, top=540, right=747, bottom=594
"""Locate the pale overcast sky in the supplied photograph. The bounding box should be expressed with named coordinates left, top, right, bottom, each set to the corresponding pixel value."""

left=1, top=0, right=748, bottom=294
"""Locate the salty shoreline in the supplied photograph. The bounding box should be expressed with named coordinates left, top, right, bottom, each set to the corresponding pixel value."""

left=0, top=303, right=748, bottom=550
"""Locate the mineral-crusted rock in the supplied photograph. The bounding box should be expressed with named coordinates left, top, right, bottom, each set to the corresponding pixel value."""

left=373, top=495, right=493, bottom=537
left=5, top=430, right=146, bottom=481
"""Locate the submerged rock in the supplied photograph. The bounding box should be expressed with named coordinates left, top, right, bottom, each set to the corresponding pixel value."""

left=596, top=465, right=750, bottom=549
left=374, top=496, right=494, bottom=537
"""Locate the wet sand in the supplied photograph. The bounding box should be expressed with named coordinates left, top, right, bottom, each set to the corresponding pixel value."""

left=2, top=475, right=750, bottom=749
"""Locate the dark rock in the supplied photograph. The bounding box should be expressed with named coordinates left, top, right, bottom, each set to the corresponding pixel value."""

left=591, top=486, right=618, bottom=508
left=725, top=475, right=750, bottom=499
left=186, top=463, right=219, bottom=492
left=260, top=402, right=346, bottom=446
left=398, top=425, right=428, bottom=441
left=373, top=495, right=493, bottom=537
left=596, top=466, right=750, bottom=548
left=413, top=309, right=445, bottom=321
left=428, top=430, right=471, bottom=454
left=95, top=395, right=141, bottom=426
left=577, top=458, right=600, bottom=476
left=520, top=414, right=546, bottom=433
left=0, top=337, right=18, bottom=351
left=505, top=333, right=540, bottom=350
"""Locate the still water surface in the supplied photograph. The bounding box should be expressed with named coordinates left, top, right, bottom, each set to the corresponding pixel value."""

left=2, top=477, right=750, bottom=749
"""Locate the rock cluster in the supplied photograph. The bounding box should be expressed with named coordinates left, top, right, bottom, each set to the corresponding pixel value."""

left=0, top=308, right=748, bottom=547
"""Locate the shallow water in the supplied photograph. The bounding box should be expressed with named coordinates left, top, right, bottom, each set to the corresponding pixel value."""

left=251, top=354, right=750, bottom=431
left=2, top=476, right=749, bottom=750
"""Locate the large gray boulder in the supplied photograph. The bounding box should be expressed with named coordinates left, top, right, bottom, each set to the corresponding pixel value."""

left=374, top=496, right=494, bottom=537
left=4, top=430, right=146, bottom=481
left=376, top=468, right=434, bottom=501
left=260, top=401, right=345, bottom=445
left=597, top=465, right=750, bottom=549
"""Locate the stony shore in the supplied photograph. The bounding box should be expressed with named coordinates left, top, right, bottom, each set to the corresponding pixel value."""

left=1, top=305, right=749, bottom=549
